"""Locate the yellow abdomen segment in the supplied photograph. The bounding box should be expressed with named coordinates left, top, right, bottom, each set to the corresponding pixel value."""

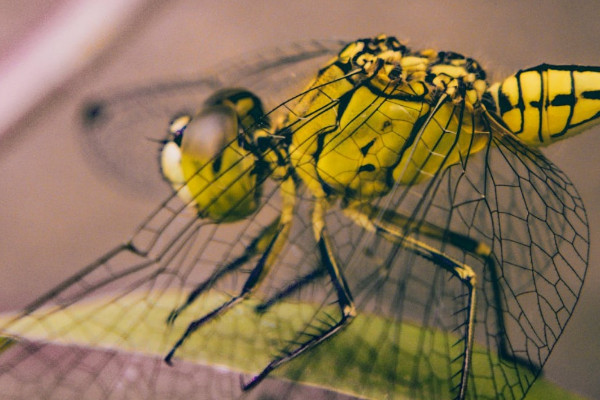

left=486, top=65, right=600, bottom=146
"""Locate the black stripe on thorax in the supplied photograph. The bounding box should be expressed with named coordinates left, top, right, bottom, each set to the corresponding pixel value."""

left=385, top=111, right=430, bottom=189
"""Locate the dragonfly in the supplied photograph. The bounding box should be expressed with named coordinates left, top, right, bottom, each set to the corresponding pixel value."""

left=1, top=34, right=598, bottom=400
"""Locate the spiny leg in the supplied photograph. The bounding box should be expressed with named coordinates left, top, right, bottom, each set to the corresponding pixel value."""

left=254, top=266, right=327, bottom=313
left=255, top=202, right=486, bottom=313
left=347, top=202, right=490, bottom=257
left=165, top=177, right=296, bottom=365
left=166, top=216, right=283, bottom=325
left=242, top=200, right=356, bottom=391
left=347, top=203, right=541, bottom=373
left=345, top=203, right=477, bottom=400
left=253, top=201, right=537, bottom=384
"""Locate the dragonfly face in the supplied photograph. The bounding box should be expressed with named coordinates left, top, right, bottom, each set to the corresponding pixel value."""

left=161, top=89, right=270, bottom=222
left=1, top=34, right=598, bottom=400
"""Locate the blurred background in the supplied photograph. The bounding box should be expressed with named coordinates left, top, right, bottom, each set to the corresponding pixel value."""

left=0, top=0, right=598, bottom=398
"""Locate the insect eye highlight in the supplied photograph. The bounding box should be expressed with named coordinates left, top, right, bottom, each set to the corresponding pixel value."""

left=168, top=113, right=193, bottom=146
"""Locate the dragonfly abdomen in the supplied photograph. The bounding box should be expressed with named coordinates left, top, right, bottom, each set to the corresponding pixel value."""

left=485, top=64, right=600, bottom=146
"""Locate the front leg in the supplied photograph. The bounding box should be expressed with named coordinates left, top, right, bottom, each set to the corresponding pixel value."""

left=242, top=199, right=356, bottom=390
left=166, top=216, right=284, bottom=325
left=164, top=177, right=296, bottom=365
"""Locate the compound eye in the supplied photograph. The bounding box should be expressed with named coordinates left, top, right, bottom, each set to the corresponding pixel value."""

left=181, top=105, right=238, bottom=159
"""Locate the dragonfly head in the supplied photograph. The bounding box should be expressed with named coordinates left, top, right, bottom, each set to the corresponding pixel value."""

left=160, top=89, right=268, bottom=222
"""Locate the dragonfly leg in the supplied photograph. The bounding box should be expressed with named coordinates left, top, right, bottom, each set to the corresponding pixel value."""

left=242, top=200, right=356, bottom=391
left=254, top=199, right=489, bottom=313
left=166, top=216, right=283, bottom=325
left=164, top=177, right=296, bottom=365
left=254, top=266, right=327, bottom=313
left=358, top=202, right=540, bottom=374
left=347, top=201, right=542, bottom=374
left=345, top=203, right=477, bottom=400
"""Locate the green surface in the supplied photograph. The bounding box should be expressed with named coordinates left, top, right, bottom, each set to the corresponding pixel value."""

left=0, top=292, right=586, bottom=399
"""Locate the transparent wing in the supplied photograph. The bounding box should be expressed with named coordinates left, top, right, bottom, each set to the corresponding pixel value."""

left=79, top=39, right=345, bottom=197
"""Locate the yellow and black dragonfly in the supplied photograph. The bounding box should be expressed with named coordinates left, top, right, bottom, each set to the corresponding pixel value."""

left=1, top=35, right=598, bottom=399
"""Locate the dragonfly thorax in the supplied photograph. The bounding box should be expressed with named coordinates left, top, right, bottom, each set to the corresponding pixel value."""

left=283, top=35, right=490, bottom=201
